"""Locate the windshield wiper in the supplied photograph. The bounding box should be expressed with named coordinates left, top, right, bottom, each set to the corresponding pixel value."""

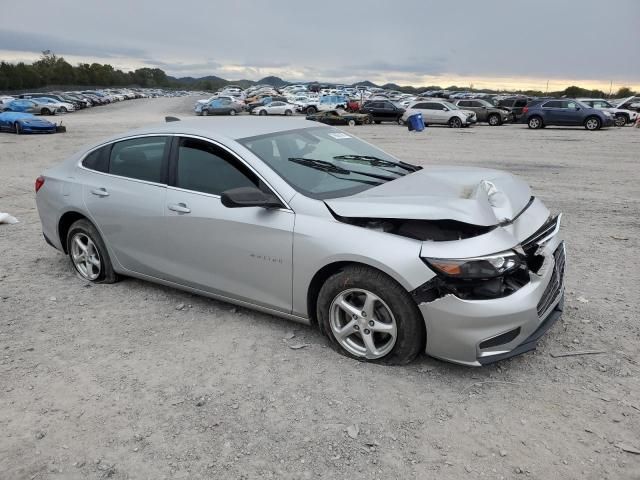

left=287, top=158, right=382, bottom=186
left=333, top=154, right=421, bottom=172
left=288, top=157, right=396, bottom=181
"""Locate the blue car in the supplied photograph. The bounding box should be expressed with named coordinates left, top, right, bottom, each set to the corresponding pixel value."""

left=0, top=112, right=57, bottom=134
left=521, top=99, right=614, bottom=130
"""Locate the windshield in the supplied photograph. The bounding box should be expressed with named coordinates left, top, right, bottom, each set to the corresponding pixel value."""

left=476, top=99, right=494, bottom=107
left=441, top=101, right=458, bottom=110
left=238, top=127, right=413, bottom=199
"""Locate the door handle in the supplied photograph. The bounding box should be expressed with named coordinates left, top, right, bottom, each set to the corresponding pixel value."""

left=168, top=203, right=191, bottom=214
left=91, top=188, right=109, bottom=197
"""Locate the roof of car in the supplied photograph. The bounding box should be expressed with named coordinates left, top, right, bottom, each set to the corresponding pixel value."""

left=97, top=117, right=317, bottom=144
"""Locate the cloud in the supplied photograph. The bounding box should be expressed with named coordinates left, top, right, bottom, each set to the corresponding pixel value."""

left=0, top=29, right=146, bottom=58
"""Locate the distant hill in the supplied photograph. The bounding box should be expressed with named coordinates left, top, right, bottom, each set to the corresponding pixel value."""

left=256, top=76, right=289, bottom=87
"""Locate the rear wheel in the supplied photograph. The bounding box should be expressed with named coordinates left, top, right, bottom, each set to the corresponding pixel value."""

left=306, top=106, right=317, bottom=114
left=488, top=113, right=501, bottom=126
left=285, top=109, right=292, bottom=116
left=317, top=265, right=425, bottom=365
left=66, top=219, right=118, bottom=284
left=528, top=116, right=543, bottom=129
left=449, top=116, right=463, bottom=128
left=584, top=116, right=601, bottom=131
left=363, top=116, right=372, bottom=125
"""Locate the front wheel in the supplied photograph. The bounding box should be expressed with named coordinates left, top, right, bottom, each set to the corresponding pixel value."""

left=41, top=108, right=51, bottom=115
left=201, top=109, right=209, bottom=116
left=66, top=219, right=118, bottom=283
left=363, top=116, right=372, bottom=125
left=259, top=110, right=267, bottom=116
left=317, top=265, right=425, bottom=364
left=397, top=117, right=405, bottom=125
left=584, top=116, right=601, bottom=131
left=488, top=113, right=501, bottom=126
left=284, top=110, right=292, bottom=116
left=229, top=109, right=237, bottom=116
left=614, top=115, right=627, bottom=127
left=306, top=106, right=317, bottom=114
left=14, top=122, right=21, bottom=134
left=347, top=119, right=356, bottom=127
left=449, top=116, right=463, bottom=128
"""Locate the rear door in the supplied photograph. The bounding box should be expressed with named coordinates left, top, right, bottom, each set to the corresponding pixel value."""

left=163, top=136, right=294, bottom=312
left=82, top=135, right=170, bottom=277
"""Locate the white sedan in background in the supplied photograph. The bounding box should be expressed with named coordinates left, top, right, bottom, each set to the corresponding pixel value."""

left=252, top=101, right=296, bottom=116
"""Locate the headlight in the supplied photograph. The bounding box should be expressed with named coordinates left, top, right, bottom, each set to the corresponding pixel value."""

left=423, top=250, right=523, bottom=279
left=603, top=112, right=612, bottom=117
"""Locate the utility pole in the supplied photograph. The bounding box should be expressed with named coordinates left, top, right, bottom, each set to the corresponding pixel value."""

left=546, top=80, right=549, bottom=94
left=609, top=80, right=613, bottom=98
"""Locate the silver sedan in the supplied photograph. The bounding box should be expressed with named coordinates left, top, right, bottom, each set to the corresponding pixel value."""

left=35, top=117, right=565, bottom=366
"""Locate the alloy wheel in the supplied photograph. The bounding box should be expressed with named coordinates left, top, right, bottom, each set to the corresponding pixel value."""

left=70, top=233, right=102, bottom=281
left=489, top=114, right=500, bottom=126
left=585, top=118, right=600, bottom=130
left=329, top=288, right=397, bottom=360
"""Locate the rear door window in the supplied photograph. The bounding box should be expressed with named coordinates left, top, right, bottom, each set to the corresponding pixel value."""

left=109, top=136, right=170, bottom=183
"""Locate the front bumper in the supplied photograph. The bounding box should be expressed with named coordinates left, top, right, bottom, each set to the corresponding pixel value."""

left=418, top=236, right=565, bottom=366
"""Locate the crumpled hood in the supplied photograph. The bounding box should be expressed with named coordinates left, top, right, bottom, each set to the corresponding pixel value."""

left=325, top=166, right=531, bottom=226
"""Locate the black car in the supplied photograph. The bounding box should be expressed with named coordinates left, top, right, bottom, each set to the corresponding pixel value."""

left=306, top=110, right=372, bottom=126
left=359, top=100, right=405, bottom=124
left=494, top=97, right=529, bottom=121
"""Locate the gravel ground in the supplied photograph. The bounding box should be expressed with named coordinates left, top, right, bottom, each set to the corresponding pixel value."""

left=1, top=97, right=639, bottom=480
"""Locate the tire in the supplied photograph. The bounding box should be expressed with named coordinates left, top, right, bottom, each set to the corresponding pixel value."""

left=374, top=120, right=381, bottom=124
left=348, top=119, right=356, bottom=127
left=584, top=116, right=601, bottom=131
left=614, top=115, right=627, bottom=127
left=14, top=122, right=21, bottom=134
left=229, top=109, right=237, bottom=116
left=284, top=110, right=292, bottom=116
left=259, top=110, right=267, bottom=116
left=60, top=106, right=68, bottom=113
left=448, top=116, right=463, bottom=128
left=317, top=265, right=425, bottom=365
left=528, top=116, right=543, bottom=129
left=364, top=116, right=372, bottom=125
left=488, top=113, right=501, bottom=126
left=41, top=108, right=51, bottom=115
left=397, top=117, right=405, bottom=125
left=201, top=109, right=209, bottom=116
left=66, top=219, right=118, bottom=284
left=306, top=106, right=317, bottom=114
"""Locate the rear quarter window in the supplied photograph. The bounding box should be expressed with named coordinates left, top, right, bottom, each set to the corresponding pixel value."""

left=82, top=145, right=110, bottom=173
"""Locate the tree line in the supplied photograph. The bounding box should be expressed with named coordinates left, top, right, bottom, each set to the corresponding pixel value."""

left=0, top=51, right=172, bottom=91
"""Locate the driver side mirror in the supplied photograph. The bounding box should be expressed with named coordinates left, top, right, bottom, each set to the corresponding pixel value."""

left=221, top=186, right=283, bottom=209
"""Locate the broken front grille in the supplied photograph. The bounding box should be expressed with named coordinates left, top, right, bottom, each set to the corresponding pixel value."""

left=536, top=243, right=566, bottom=317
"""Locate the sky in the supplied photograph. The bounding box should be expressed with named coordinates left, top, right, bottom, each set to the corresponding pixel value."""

left=1, top=0, right=639, bottom=91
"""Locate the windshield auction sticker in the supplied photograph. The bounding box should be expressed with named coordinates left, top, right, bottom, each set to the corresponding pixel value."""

left=329, top=132, right=352, bottom=139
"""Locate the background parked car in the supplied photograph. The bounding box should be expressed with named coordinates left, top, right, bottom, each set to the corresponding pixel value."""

left=494, top=97, right=529, bottom=121
left=522, top=99, right=613, bottom=130
left=359, top=100, right=405, bottom=124
left=306, top=110, right=372, bottom=126
left=577, top=98, right=637, bottom=126
left=2, top=99, right=55, bottom=115
left=252, top=101, right=296, bottom=116
left=0, top=111, right=57, bottom=134
left=401, top=100, right=476, bottom=128
left=196, top=98, right=243, bottom=116
left=35, top=97, right=75, bottom=113
left=453, top=99, right=512, bottom=125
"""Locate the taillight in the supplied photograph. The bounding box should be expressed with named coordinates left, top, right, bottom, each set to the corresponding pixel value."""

left=35, top=176, right=45, bottom=193
left=522, top=106, right=529, bottom=114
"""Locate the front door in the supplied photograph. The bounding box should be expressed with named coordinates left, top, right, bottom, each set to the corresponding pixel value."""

left=163, top=136, right=294, bottom=313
